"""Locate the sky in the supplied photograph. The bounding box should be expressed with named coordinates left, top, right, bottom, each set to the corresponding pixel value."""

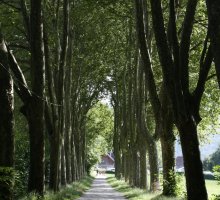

left=175, top=134, right=220, bottom=160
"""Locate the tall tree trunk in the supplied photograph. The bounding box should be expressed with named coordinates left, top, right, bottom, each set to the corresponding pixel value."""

left=0, top=36, right=14, bottom=169
left=61, top=141, right=66, bottom=185
left=71, top=131, right=77, bottom=181
left=132, top=149, right=139, bottom=187
left=28, top=0, right=45, bottom=194
left=49, top=129, right=60, bottom=191
left=160, top=86, right=176, bottom=196
left=139, top=146, right=147, bottom=189
left=178, top=119, right=207, bottom=200
left=147, top=137, right=159, bottom=192
left=160, top=133, right=175, bottom=196
left=0, top=35, right=14, bottom=200
left=113, top=109, right=121, bottom=179
left=112, top=82, right=122, bottom=180
left=64, top=59, right=72, bottom=183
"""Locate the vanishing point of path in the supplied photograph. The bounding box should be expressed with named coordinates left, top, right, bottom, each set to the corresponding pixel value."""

left=78, top=175, right=127, bottom=200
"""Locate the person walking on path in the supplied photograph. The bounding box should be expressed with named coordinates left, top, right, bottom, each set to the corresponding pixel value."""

left=78, top=175, right=126, bottom=200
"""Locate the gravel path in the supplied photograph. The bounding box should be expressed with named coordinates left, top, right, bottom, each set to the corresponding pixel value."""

left=77, top=175, right=127, bottom=200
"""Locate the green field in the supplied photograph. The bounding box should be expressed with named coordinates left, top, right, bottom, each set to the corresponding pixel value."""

left=206, top=179, right=220, bottom=199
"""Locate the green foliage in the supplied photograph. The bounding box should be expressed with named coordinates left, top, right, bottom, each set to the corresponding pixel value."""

left=162, top=170, right=177, bottom=196
left=0, top=167, right=15, bottom=200
left=203, top=146, right=220, bottom=171
left=174, top=174, right=186, bottom=199
left=213, top=165, right=220, bottom=183
left=86, top=102, right=114, bottom=171
left=212, top=166, right=220, bottom=200
left=13, top=97, right=29, bottom=198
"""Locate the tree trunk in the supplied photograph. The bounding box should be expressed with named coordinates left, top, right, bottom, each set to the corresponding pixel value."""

left=206, top=0, right=220, bottom=87
left=113, top=115, right=121, bottom=179
left=28, top=0, right=45, bottom=194
left=113, top=90, right=122, bottom=180
left=0, top=37, right=14, bottom=168
left=0, top=35, right=14, bottom=200
left=139, top=146, right=147, bottom=189
left=61, top=141, right=66, bottom=186
left=178, top=119, right=207, bottom=200
left=160, top=85, right=176, bottom=196
left=71, top=131, right=77, bottom=181
left=132, top=149, right=139, bottom=187
left=49, top=126, right=60, bottom=191
left=160, top=135, right=175, bottom=196
left=65, top=127, right=72, bottom=183
left=64, top=65, right=72, bottom=183
left=147, top=140, right=159, bottom=192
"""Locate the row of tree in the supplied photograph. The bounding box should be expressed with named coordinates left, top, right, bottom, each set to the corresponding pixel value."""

left=109, top=0, right=220, bottom=200
left=0, top=0, right=220, bottom=200
left=0, top=0, right=111, bottom=199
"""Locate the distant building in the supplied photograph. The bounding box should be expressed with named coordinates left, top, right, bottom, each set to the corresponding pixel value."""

left=176, top=156, right=184, bottom=169
left=98, top=153, right=115, bottom=169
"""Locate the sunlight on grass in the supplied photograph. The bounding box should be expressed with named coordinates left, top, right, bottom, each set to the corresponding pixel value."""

left=106, top=174, right=182, bottom=200
left=107, top=173, right=220, bottom=200
left=20, top=176, right=94, bottom=200
left=206, top=179, right=220, bottom=199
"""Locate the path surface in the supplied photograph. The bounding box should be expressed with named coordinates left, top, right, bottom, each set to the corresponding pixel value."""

left=77, top=175, right=127, bottom=200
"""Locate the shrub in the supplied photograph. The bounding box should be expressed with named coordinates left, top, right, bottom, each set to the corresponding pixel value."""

left=212, top=165, right=220, bottom=200
left=0, top=167, right=15, bottom=200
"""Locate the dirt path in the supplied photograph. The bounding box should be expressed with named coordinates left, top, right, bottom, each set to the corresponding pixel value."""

left=77, top=175, right=127, bottom=200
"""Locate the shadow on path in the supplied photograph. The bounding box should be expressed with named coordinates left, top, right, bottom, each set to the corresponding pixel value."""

left=77, top=175, right=127, bottom=200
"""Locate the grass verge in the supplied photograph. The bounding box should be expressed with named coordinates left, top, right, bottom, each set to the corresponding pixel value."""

left=106, top=174, right=183, bottom=200
left=20, top=176, right=94, bottom=200
left=205, top=179, right=220, bottom=199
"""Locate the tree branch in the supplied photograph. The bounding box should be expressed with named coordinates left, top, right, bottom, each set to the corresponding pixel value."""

left=7, top=45, right=32, bottom=102
left=179, top=0, right=198, bottom=95
left=135, top=0, right=161, bottom=122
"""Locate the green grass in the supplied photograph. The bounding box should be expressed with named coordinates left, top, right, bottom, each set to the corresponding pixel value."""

left=106, top=174, right=183, bottom=200
left=106, top=174, right=220, bottom=200
left=206, top=179, right=220, bottom=199
left=20, top=176, right=94, bottom=200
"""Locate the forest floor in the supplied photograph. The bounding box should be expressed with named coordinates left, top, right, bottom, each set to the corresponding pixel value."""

left=77, top=174, right=127, bottom=200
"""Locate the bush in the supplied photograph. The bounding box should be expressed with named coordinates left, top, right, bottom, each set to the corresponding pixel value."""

left=212, top=165, right=220, bottom=200
left=0, top=167, right=15, bottom=200
left=213, top=165, right=220, bottom=182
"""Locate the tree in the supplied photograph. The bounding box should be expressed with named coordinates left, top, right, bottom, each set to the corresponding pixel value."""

left=0, top=31, right=14, bottom=200
left=206, top=0, right=220, bottom=88
left=134, top=0, right=175, bottom=195
left=26, top=0, right=45, bottom=193
left=203, top=145, right=220, bottom=171
left=149, top=0, right=213, bottom=199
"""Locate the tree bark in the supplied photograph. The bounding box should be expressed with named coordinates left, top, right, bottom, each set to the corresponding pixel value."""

left=61, top=141, right=66, bottom=186
left=178, top=119, right=207, bottom=200
left=139, top=146, right=147, bottom=189
left=28, top=0, right=45, bottom=194
left=147, top=137, right=159, bottom=192
left=0, top=34, right=14, bottom=200
left=0, top=36, right=14, bottom=168
left=160, top=86, right=176, bottom=196
left=206, top=0, right=220, bottom=88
